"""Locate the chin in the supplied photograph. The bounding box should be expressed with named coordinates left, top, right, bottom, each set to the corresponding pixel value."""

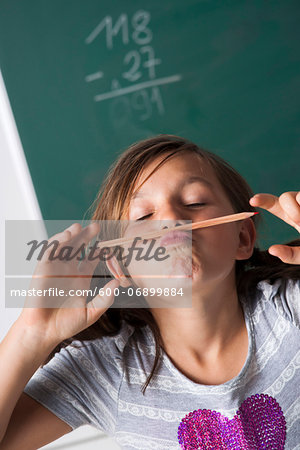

left=161, top=244, right=200, bottom=281
left=166, top=244, right=200, bottom=275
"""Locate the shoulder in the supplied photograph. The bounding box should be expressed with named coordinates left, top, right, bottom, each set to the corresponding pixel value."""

left=253, top=278, right=300, bottom=327
left=24, top=321, right=138, bottom=407
left=64, top=321, right=157, bottom=386
left=255, top=277, right=299, bottom=301
left=23, top=320, right=138, bottom=433
left=66, top=319, right=137, bottom=366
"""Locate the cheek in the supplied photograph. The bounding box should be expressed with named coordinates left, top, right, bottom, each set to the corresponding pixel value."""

left=192, top=225, right=240, bottom=260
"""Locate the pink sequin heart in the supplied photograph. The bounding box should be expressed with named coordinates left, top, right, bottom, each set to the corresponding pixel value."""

left=177, top=394, right=286, bottom=449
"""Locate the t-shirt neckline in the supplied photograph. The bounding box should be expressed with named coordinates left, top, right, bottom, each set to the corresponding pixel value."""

left=144, top=297, right=254, bottom=392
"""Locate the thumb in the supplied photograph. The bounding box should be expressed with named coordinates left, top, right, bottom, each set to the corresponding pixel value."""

left=268, top=244, right=299, bottom=264
left=86, top=278, right=120, bottom=325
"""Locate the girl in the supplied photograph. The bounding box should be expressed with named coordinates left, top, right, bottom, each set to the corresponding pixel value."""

left=0, top=135, right=299, bottom=449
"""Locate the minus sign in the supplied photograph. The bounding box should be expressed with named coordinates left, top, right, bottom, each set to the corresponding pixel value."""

left=85, top=71, right=104, bottom=83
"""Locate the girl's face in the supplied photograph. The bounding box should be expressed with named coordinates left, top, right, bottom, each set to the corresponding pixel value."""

left=110, top=151, right=255, bottom=304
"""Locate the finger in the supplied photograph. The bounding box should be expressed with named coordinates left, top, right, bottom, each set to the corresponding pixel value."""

left=86, top=278, right=119, bottom=325
left=48, top=223, right=82, bottom=244
left=44, top=224, right=83, bottom=261
left=74, top=223, right=104, bottom=273
left=268, top=244, right=300, bottom=264
left=48, top=229, right=71, bottom=244
left=80, top=246, right=112, bottom=275
left=41, top=229, right=73, bottom=261
left=65, top=222, right=82, bottom=239
left=70, top=222, right=100, bottom=248
left=249, top=193, right=282, bottom=217
left=278, top=192, right=300, bottom=227
left=250, top=192, right=300, bottom=230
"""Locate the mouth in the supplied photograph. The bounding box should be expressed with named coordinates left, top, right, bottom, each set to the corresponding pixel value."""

left=159, top=230, right=192, bottom=248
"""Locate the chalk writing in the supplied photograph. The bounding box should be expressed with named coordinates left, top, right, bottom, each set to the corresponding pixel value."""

left=84, top=10, right=182, bottom=122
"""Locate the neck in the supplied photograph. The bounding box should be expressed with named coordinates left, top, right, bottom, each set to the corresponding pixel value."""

left=150, top=272, right=245, bottom=365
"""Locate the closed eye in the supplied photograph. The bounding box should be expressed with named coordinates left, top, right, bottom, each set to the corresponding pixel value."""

left=186, top=203, right=206, bottom=207
left=136, top=213, right=153, bottom=221
left=136, top=204, right=205, bottom=220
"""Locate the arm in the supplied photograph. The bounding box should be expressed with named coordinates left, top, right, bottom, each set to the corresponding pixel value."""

left=0, top=321, right=71, bottom=450
left=0, top=222, right=119, bottom=448
left=1, top=394, right=70, bottom=450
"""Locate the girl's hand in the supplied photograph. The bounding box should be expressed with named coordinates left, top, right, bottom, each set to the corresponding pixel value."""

left=249, top=191, right=300, bottom=264
left=17, top=222, right=119, bottom=348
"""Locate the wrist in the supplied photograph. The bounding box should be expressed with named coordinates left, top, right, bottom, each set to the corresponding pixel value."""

left=11, top=319, right=59, bottom=358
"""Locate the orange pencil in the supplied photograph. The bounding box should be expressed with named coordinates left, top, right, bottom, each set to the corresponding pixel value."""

left=96, top=212, right=258, bottom=248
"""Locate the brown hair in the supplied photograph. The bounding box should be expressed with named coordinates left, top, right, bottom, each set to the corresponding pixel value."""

left=45, top=134, right=299, bottom=393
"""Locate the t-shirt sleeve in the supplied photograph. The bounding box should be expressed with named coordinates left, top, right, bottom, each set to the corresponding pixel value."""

left=257, top=278, right=300, bottom=329
left=23, top=321, right=135, bottom=434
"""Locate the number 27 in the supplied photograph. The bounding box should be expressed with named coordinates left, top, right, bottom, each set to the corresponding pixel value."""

left=122, top=46, right=161, bottom=82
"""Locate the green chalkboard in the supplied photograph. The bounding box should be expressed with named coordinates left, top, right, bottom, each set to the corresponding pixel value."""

left=1, top=0, right=299, bottom=247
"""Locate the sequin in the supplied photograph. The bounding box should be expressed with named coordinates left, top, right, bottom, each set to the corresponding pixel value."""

left=177, top=394, right=286, bottom=449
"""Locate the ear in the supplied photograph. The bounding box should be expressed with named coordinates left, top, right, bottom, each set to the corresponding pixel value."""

left=105, top=256, right=132, bottom=287
left=235, top=218, right=256, bottom=261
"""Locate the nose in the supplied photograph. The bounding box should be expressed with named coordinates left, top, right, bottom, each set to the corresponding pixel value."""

left=161, top=221, right=187, bottom=232
left=157, top=204, right=189, bottom=230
